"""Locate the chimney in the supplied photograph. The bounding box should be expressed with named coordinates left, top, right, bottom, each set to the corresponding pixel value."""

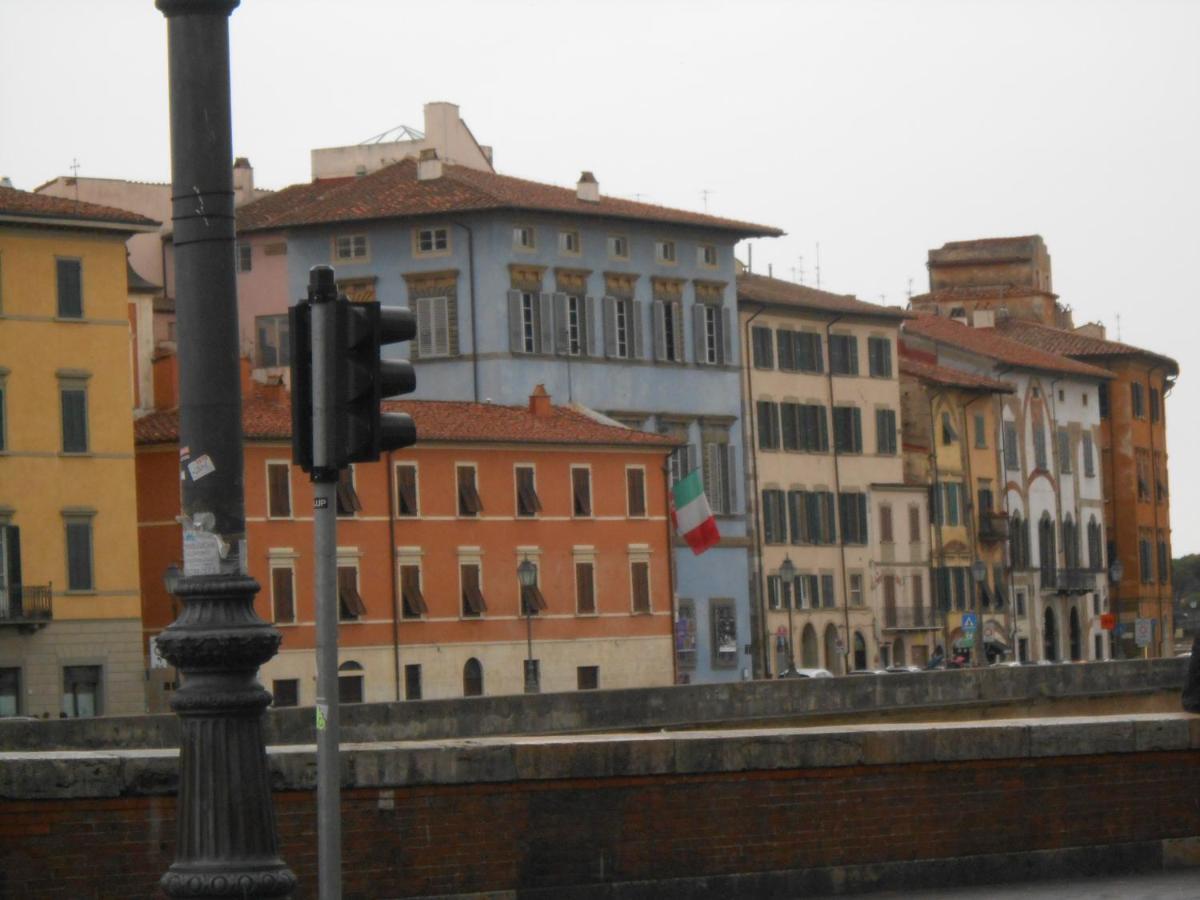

left=232, top=157, right=254, bottom=207
left=0, top=176, right=12, bottom=189
left=529, top=384, right=552, bottom=418
left=576, top=171, right=599, bottom=203
left=417, top=148, right=443, bottom=181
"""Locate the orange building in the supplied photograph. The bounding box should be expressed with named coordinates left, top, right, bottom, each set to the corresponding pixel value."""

left=135, top=384, right=677, bottom=706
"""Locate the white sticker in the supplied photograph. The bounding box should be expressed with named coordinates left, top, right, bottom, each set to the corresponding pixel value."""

left=182, top=529, right=221, bottom=576
left=187, top=454, right=216, bottom=481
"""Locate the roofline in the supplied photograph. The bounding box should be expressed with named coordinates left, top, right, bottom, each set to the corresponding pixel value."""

left=737, top=294, right=914, bottom=321
left=0, top=211, right=159, bottom=234
left=910, top=332, right=1113, bottom=380
left=137, top=433, right=678, bottom=451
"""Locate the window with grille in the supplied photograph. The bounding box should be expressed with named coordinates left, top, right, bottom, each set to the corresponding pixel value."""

left=415, top=227, right=449, bottom=255
left=577, top=665, right=600, bottom=690
left=334, top=234, right=368, bottom=260
left=236, top=243, right=252, bottom=272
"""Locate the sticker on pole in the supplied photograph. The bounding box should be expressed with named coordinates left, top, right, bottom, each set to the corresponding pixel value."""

left=315, top=703, right=328, bottom=731
left=182, top=529, right=221, bottom=576
left=314, top=497, right=328, bottom=509
left=186, top=454, right=216, bottom=481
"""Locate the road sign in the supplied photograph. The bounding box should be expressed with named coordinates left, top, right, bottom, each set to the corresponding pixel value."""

left=1135, top=618, right=1153, bottom=648
left=1100, top=613, right=1117, bottom=631
left=962, top=612, right=978, bottom=634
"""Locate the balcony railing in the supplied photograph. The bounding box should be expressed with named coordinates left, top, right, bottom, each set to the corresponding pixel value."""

left=1040, top=568, right=1096, bottom=593
left=0, top=585, right=53, bottom=630
left=883, top=605, right=940, bottom=630
left=978, top=512, right=1010, bottom=543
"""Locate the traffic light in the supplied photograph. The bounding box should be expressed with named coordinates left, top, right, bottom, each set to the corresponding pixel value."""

left=289, top=265, right=418, bottom=475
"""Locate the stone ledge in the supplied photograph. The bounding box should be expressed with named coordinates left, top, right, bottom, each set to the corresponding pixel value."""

left=2, top=713, right=1196, bottom=800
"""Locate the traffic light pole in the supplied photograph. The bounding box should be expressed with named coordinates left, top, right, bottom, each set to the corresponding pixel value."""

left=308, top=269, right=343, bottom=900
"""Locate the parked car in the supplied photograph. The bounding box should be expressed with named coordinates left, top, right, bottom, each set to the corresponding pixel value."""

left=778, top=667, right=834, bottom=679
left=848, top=669, right=890, bottom=676
left=885, top=665, right=923, bottom=674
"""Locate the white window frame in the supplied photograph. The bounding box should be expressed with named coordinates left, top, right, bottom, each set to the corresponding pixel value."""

left=571, top=464, right=593, bottom=518
left=268, top=552, right=298, bottom=625
left=573, top=546, right=598, bottom=616
left=521, top=291, right=538, bottom=354
left=698, top=244, right=718, bottom=268
left=394, top=461, right=420, bottom=518
left=414, top=226, right=450, bottom=257
left=655, top=240, right=677, bottom=264
left=513, top=225, right=536, bottom=252
left=558, top=230, right=581, bottom=256
left=607, top=234, right=629, bottom=260
left=628, top=544, right=653, bottom=614
left=615, top=298, right=630, bottom=359
left=704, top=305, right=719, bottom=365
left=333, top=234, right=368, bottom=262
left=416, top=295, right=451, bottom=358
left=265, top=460, right=293, bottom=519
left=566, top=295, right=583, bottom=356
left=457, top=547, right=486, bottom=620
left=625, top=465, right=647, bottom=518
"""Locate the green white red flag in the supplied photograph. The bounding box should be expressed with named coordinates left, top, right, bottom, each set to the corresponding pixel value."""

left=671, top=469, right=720, bottom=555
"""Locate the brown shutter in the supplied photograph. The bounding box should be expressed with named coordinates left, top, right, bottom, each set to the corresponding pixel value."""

left=461, top=563, right=486, bottom=615
left=626, top=468, right=646, bottom=517
left=337, top=566, right=366, bottom=618
left=880, top=505, right=894, bottom=543
left=522, top=583, right=548, bottom=613
left=336, top=468, right=362, bottom=516
left=458, top=466, right=482, bottom=514
left=401, top=565, right=427, bottom=616
left=267, top=464, right=291, bottom=517
left=271, top=567, right=294, bottom=623
left=396, top=465, right=418, bottom=516
left=631, top=561, right=650, bottom=613
left=516, top=467, right=541, bottom=515
left=575, top=561, right=595, bottom=614
left=572, top=468, right=591, bottom=516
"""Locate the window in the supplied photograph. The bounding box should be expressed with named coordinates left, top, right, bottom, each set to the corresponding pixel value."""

left=1099, top=383, right=1110, bottom=419
left=693, top=302, right=730, bottom=366
left=1057, top=428, right=1072, bottom=474
left=935, top=483, right=961, bottom=527
left=0, top=368, right=7, bottom=452
left=62, top=665, right=100, bottom=718
left=880, top=504, right=894, bottom=543
left=1136, top=450, right=1151, bottom=502
left=699, top=244, right=718, bottom=267
left=334, top=234, right=368, bottom=261
left=1087, top=517, right=1103, bottom=571
left=59, top=378, right=88, bottom=454
left=876, top=409, right=897, bottom=455
left=1158, top=534, right=1170, bottom=584
left=867, top=337, right=892, bottom=377
left=415, top=296, right=451, bottom=358
left=460, top=561, right=486, bottom=617
left=909, top=504, right=921, bottom=543
left=337, top=565, right=366, bottom=620
left=57, top=259, right=82, bottom=318
left=513, top=225, right=536, bottom=251
left=757, top=401, right=780, bottom=450
left=912, top=574, right=924, bottom=612
left=653, top=299, right=683, bottom=362
left=1033, top=424, right=1048, bottom=470
left=400, top=563, right=427, bottom=619
left=941, top=412, right=958, bottom=445
left=1003, top=421, right=1019, bottom=471
left=463, top=658, right=483, bottom=697
left=335, top=467, right=361, bottom=516
left=821, top=574, right=836, bottom=608
left=607, top=234, right=629, bottom=259
left=1010, top=515, right=1030, bottom=569
left=751, top=326, right=774, bottom=369
left=604, top=296, right=641, bottom=360
left=630, top=559, right=651, bottom=613
left=255, top=314, right=291, bottom=368
left=1062, top=516, right=1080, bottom=569
left=520, top=291, right=542, bottom=354
left=1139, top=534, right=1153, bottom=584
left=571, top=665, right=598, bottom=691
left=849, top=573, right=864, bottom=607
left=833, top=406, right=863, bottom=453
left=828, top=334, right=858, bottom=375
left=64, top=514, right=93, bottom=591
left=767, top=575, right=784, bottom=610
left=711, top=598, right=738, bottom=667
left=977, top=485, right=994, bottom=514
left=457, top=465, right=482, bottom=516
left=974, top=414, right=987, bottom=449
left=236, top=242, right=252, bottom=272
left=655, top=240, right=676, bottom=263
left=270, top=564, right=295, bottom=623
left=266, top=462, right=291, bottom=518
left=515, top=465, right=541, bottom=517
left=0, top=668, right=19, bottom=717
left=520, top=561, right=548, bottom=615
left=1131, top=382, right=1146, bottom=419
left=571, top=467, right=592, bottom=516
left=797, top=404, right=829, bottom=453
left=626, top=467, right=646, bottom=517
left=564, top=294, right=587, bottom=357
left=761, top=489, right=787, bottom=544
left=780, top=403, right=801, bottom=451
left=1150, top=387, right=1161, bottom=422
left=272, top=679, right=298, bottom=708
left=575, top=560, right=596, bottom=614
left=415, top=226, right=449, bottom=255
left=558, top=230, right=580, bottom=255
left=838, top=492, right=868, bottom=545
left=702, top=439, right=736, bottom=515
left=1039, top=515, right=1057, bottom=578
left=404, top=664, right=421, bottom=701
left=1082, top=433, right=1095, bottom=477
left=395, top=464, right=418, bottom=516
left=795, top=332, right=823, bottom=373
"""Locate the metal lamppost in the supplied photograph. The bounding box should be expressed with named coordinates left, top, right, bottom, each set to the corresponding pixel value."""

left=518, top=558, right=539, bottom=693
left=971, top=560, right=988, bottom=666
left=779, top=555, right=798, bottom=675
left=154, top=0, right=293, bottom=895
left=1109, top=558, right=1125, bottom=660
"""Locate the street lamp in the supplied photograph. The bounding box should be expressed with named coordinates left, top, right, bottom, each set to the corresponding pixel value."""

left=1109, top=558, right=1125, bottom=659
left=779, top=555, right=798, bottom=675
left=518, top=557, right=540, bottom=693
left=971, top=560, right=988, bottom=666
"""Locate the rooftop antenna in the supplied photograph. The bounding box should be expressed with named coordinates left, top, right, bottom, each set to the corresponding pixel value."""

left=69, top=158, right=80, bottom=204
left=700, top=188, right=714, bottom=212
left=1116, top=313, right=1122, bottom=340
left=907, top=277, right=914, bottom=300
left=815, top=242, right=822, bottom=289
left=769, top=263, right=773, bottom=278
left=796, top=255, right=805, bottom=285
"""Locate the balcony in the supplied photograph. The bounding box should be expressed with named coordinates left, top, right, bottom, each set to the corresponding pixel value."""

left=1040, top=568, right=1096, bottom=594
left=978, top=512, right=1010, bottom=543
left=0, top=585, right=53, bottom=632
left=883, top=605, right=940, bottom=630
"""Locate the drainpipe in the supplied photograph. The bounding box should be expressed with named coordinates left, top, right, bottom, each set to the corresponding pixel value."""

left=743, top=302, right=770, bottom=678
left=823, top=315, right=852, bottom=673
left=452, top=220, right=480, bottom=402
left=386, top=450, right=401, bottom=700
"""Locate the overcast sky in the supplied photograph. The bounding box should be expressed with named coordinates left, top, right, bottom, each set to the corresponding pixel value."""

left=3, top=0, right=1197, bottom=553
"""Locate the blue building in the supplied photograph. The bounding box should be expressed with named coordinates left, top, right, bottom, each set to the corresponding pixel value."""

left=237, top=153, right=782, bottom=683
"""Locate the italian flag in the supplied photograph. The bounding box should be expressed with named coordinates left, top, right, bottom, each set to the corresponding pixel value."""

left=671, top=469, right=720, bottom=555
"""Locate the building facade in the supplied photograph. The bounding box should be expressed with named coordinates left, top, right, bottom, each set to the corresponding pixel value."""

left=737, top=273, right=912, bottom=675
left=136, top=386, right=677, bottom=706
left=0, top=186, right=157, bottom=717
left=231, top=148, right=781, bottom=683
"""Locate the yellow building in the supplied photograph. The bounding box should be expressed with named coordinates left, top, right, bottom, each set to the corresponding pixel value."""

left=899, top=350, right=1015, bottom=662
left=0, top=186, right=157, bottom=717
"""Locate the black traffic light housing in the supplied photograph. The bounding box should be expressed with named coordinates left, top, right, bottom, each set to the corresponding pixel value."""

left=290, top=265, right=418, bottom=477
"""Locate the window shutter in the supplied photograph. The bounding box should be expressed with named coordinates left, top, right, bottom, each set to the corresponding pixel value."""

left=630, top=299, right=644, bottom=359
left=538, top=292, right=555, bottom=354
left=584, top=296, right=598, bottom=356
left=653, top=302, right=667, bottom=361
left=692, top=303, right=706, bottom=364
left=433, top=296, right=450, bottom=356
left=6, top=526, right=22, bottom=594
left=553, top=292, right=570, bottom=355
left=603, top=296, right=618, bottom=357
left=723, top=443, right=737, bottom=514
left=671, top=302, right=685, bottom=362
left=507, top=289, right=523, bottom=353
left=576, top=562, right=595, bottom=614
left=817, top=406, right=829, bottom=451
left=777, top=329, right=794, bottom=371
left=57, top=259, right=82, bottom=317
left=686, top=442, right=698, bottom=477
left=858, top=494, right=868, bottom=544
left=720, top=307, right=733, bottom=365
left=415, top=297, right=433, bottom=358
left=852, top=408, right=862, bottom=452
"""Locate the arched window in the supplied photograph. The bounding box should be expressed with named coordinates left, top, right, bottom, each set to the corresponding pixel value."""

left=801, top=625, right=819, bottom=668
left=1069, top=608, right=1082, bottom=661
left=463, top=658, right=483, bottom=697
left=1062, top=515, right=1079, bottom=569
left=1043, top=607, right=1058, bottom=662
left=338, top=660, right=364, bottom=704
left=1039, top=514, right=1056, bottom=580
left=853, top=632, right=868, bottom=671
left=1087, top=517, right=1103, bottom=570
left=1010, top=514, right=1026, bottom=568
left=823, top=624, right=841, bottom=675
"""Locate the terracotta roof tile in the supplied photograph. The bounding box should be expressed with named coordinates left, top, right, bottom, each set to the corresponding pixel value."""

left=899, top=358, right=1015, bottom=393
left=993, top=319, right=1179, bottom=375
left=237, top=158, right=781, bottom=237
left=136, top=391, right=679, bottom=449
left=903, top=315, right=1112, bottom=379
left=910, top=285, right=1057, bottom=303
left=737, top=273, right=913, bottom=320
left=0, top=185, right=159, bottom=228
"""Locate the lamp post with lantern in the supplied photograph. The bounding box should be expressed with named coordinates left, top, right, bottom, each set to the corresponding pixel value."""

left=518, top=557, right=540, bottom=693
